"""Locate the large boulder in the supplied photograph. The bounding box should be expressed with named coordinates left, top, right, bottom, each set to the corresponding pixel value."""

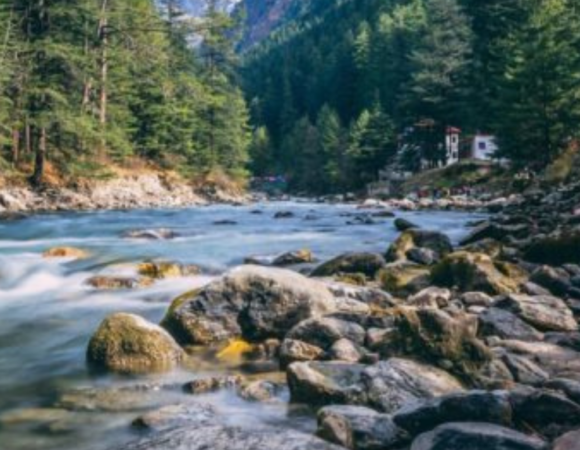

left=162, top=266, right=338, bottom=345
left=311, top=253, right=386, bottom=278
left=87, top=313, right=184, bottom=374
left=496, top=294, right=577, bottom=332
left=410, top=422, right=547, bottom=450
left=287, top=358, right=464, bottom=413
left=377, top=308, right=492, bottom=382
left=361, top=358, right=464, bottom=414
left=393, top=390, right=513, bottom=436
left=553, top=429, right=580, bottom=450
left=114, top=425, right=346, bottom=450
left=431, top=252, right=522, bottom=295
left=386, top=230, right=453, bottom=263
left=317, top=405, right=408, bottom=450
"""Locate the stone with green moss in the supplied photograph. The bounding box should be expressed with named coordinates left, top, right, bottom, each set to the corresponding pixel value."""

left=378, top=262, right=431, bottom=297
left=431, top=252, right=522, bottom=295
left=87, top=313, right=184, bottom=374
left=386, top=229, right=452, bottom=263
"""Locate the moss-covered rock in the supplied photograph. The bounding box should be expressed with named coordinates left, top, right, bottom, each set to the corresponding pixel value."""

left=386, top=230, right=453, bottom=263
left=87, top=313, right=184, bottom=374
left=376, top=307, right=492, bottom=384
left=311, top=252, right=386, bottom=278
left=138, top=261, right=200, bottom=279
left=431, top=252, right=521, bottom=295
left=273, top=249, right=314, bottom=266
left=378, top=262, right=431, bottom=297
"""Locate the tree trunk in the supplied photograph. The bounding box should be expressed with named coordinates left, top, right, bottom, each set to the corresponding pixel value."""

left=12, top=127, right=20, bottom=165
left=32, top=127, right=46, bottom=187
left=25, top=121, right=31, bottom=155
left=98, top=0, right=109, bottom=157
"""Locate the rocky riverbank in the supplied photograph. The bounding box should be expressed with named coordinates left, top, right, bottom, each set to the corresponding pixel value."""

left=0, top=173, right=248, bottom=214
left=61, top=181, right=580, bottom=450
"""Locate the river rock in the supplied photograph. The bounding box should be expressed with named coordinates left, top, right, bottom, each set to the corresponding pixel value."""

left=238, top=380, right=283, bottom=402
left=317, top=405, right=408, bottom=450
left=273, top=249, right=314, bottom=266
left=407, top=287, right=451, bottom=309
left=328, top=339, right=365, bottom=363
left=378, top=262, right=431, bottom=297
left=138, top=261, right=201, bottom=279
left=461, top=291, right=494, bottom=307
left=183, top=376, right=243, bottom=395
left=393, top=390, right=513, bottom=436
left=287, top=361, right=366, bottom=406
left=410, top=422, right=547, bottom=450
left=394, top=218, right=419, bottom=231
left=43, top=246, right=89, bottom=259
left=510, top=388, right=580, bottom=437
left=361, top=358, right=465, bottom=413
left=525, top=231, right=580, bottom=265
left=479, top=308, right=543, bottom=341
left=132, top=403, right=217, bottom=431
left=496, top=340, right=580, bottom=380
left=324, top=282, right=396, bottom=309
left=311, top=253, right=386, bottom=278
left=280, top=339, right=325, bottom=367
left=86, top=276, right=152, bottom=290
left=501, top=353, right=549, bottom=385
left=113, top=425, right=346, bottom=450
left=544, top=378, right=580, bottom=403
left=431, top=252, right=522, bottom=295
left=123, top=228, right=178, bottom=240
left=382, top=308, right=491, bottom=382
left=529, top=266, right=573, bottom=297
left=553, top=429, right=580, bottom=450
left=87, top=313, right=184, bottom=373
left=496, top=294, right=577, bottom=332
left=406, top=247, right=440, bottom=266
left=162, top=266, right=338, bottom=345
left=386, top=230, right=453, bottom=263
left=286, top=317, right=366, bottom=350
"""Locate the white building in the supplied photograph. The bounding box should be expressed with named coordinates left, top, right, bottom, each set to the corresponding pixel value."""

left=445, top=127, right=461, bottom=165
left=471, top=134, right=499, bottom=160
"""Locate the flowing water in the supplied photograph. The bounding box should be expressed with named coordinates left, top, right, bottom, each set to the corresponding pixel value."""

left=0, top=202, right=483, bottom=450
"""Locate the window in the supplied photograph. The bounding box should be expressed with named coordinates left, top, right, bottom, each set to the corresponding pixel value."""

left=453, top=136, right=458, bottom=144
left=478, top=141, right=487, bottom=150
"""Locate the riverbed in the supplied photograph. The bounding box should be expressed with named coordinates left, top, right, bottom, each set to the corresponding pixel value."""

left=0, top=202, right=483, bottom=450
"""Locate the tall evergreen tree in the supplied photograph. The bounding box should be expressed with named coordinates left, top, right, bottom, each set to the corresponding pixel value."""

left=494, top=0, right=580, bottom=167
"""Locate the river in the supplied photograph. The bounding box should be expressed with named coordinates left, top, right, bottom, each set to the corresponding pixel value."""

left=0, top=202, right=483, bottom=450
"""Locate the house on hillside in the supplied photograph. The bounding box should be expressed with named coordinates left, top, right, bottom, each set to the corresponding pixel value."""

left=470, top=134, right=499, bottom=161
left=445, top=127, right=461, bottom=166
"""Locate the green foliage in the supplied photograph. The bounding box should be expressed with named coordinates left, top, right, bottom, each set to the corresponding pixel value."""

left=243, top=0, right=580, bottom=193
left=0, top=0, right=250, bottom=185
left=493, top=0, right=580, bottom=167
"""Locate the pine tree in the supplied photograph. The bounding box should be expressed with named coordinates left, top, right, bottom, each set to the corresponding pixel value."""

left=316, top=105, right=345, bottom=192
left=347, top=103, right=396, bottom=190
left=494, top=0, right=580, bottom=167
left=404, top=0, right=473, bottom=133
